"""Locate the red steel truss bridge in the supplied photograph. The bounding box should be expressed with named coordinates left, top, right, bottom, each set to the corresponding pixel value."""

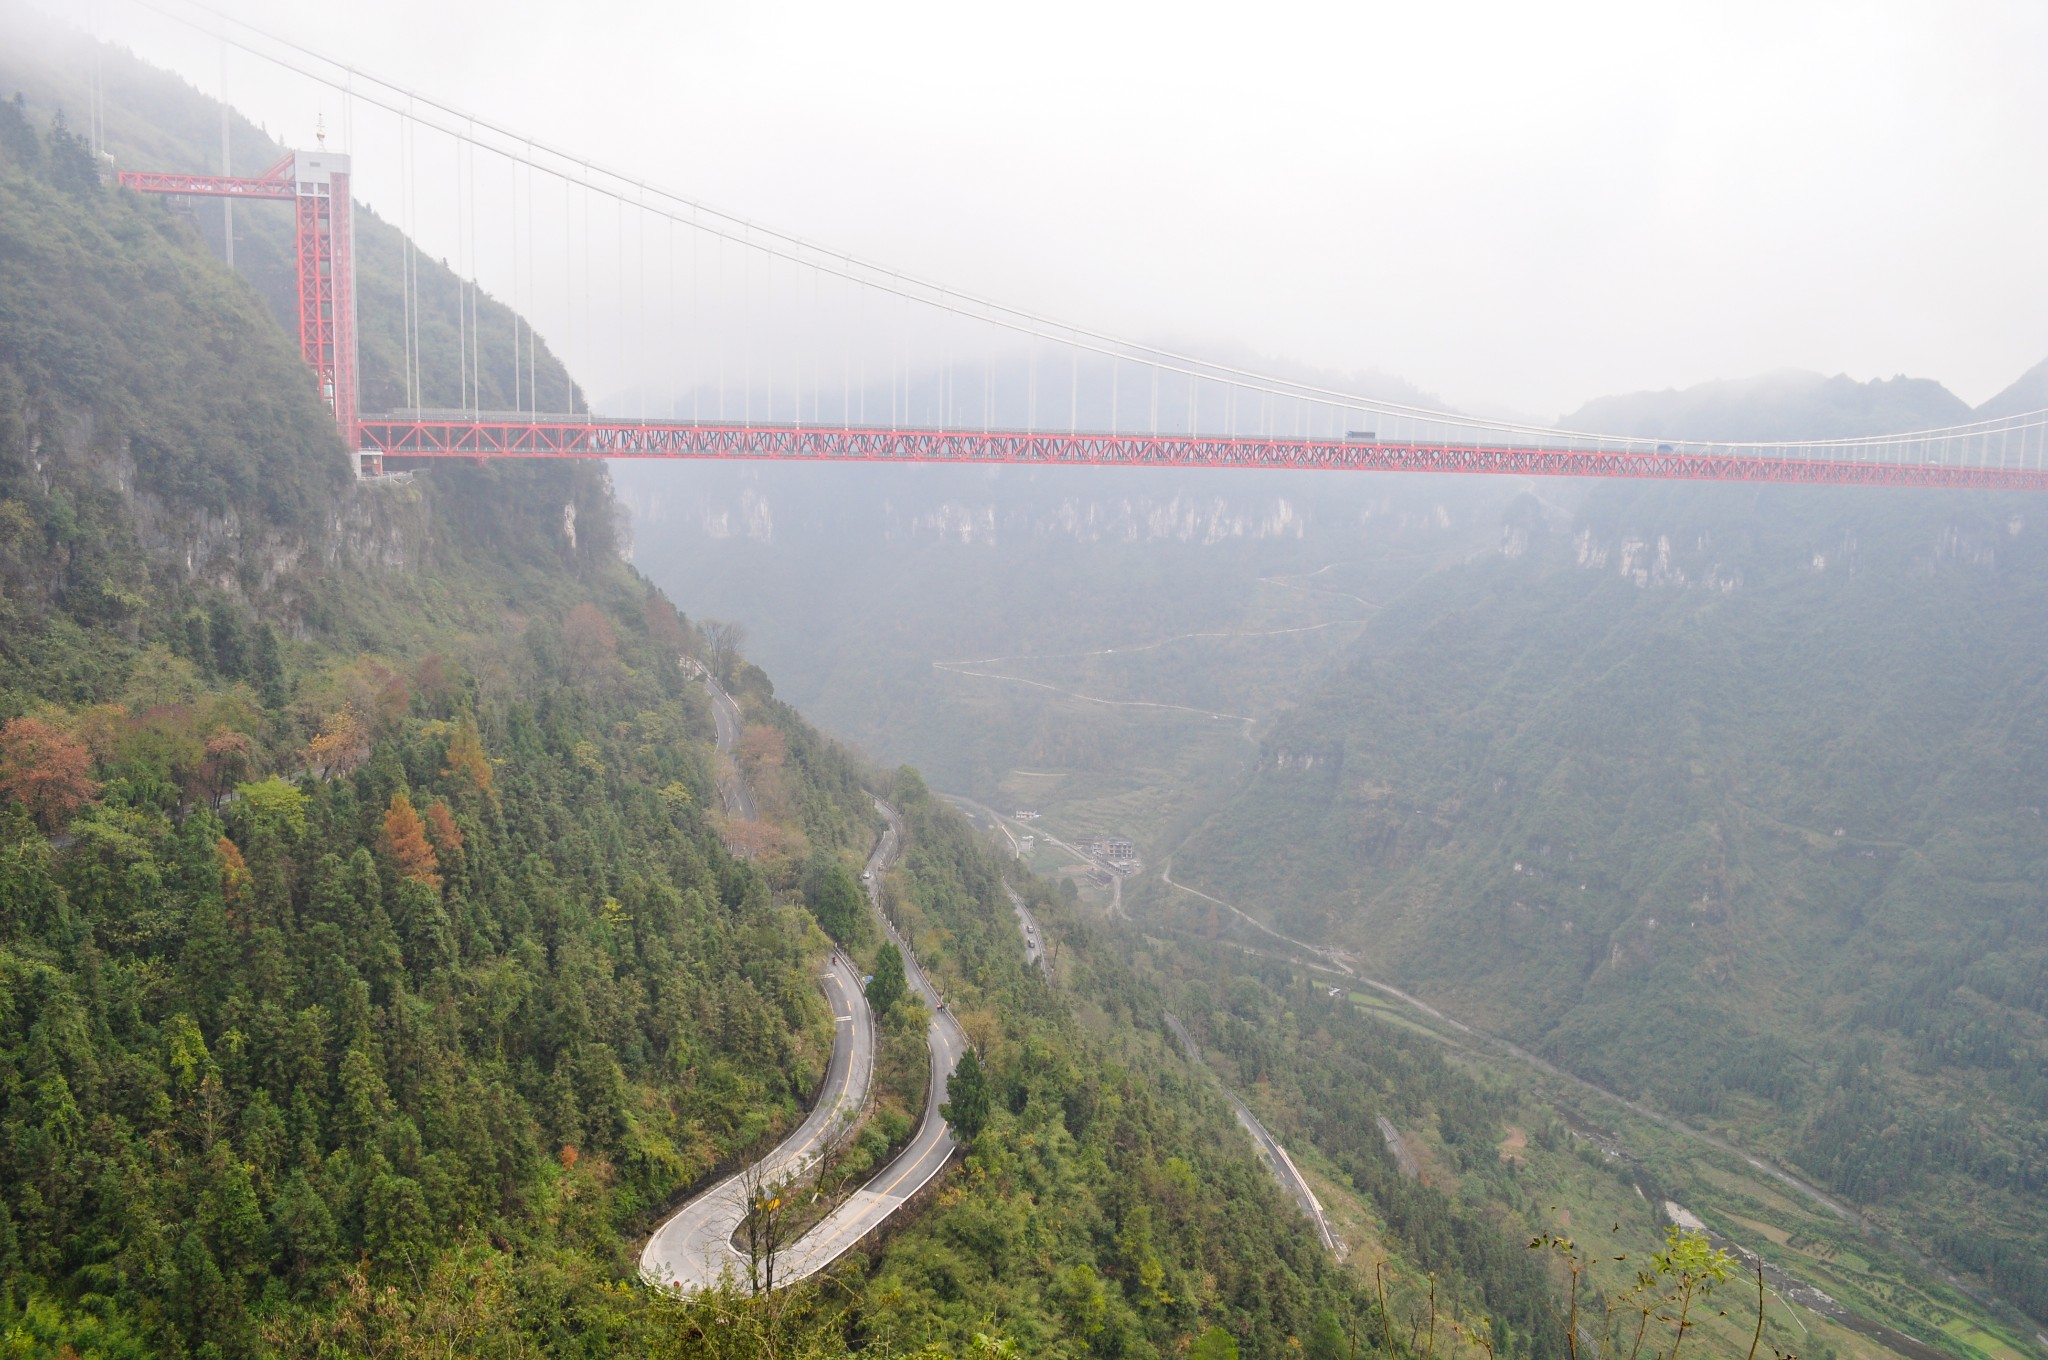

left=111, top=4, right=2048, bottom=492
left=353, top=415, right=2048, bottom=490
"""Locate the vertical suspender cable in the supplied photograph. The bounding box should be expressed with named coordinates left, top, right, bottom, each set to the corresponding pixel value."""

left=665, top=214, right=677, bottom=419
left=412, top=118, right=423, bottom=408
left=749, top=236, right=757, bottom=421
left=456, top=139, right=469, bottom=415
left=1028, top=335, right=1037, bottom=434
left=536, top=152, right=544, bottom=409
left=691, top=206, right=701, bottom=423
left=219, top=41, right=233, bottom=269
left=470, top=124, right=481, bottom=415
left=582, top=166, right=593, bottom=411
left=1069, top=343, right=1077, bottom=436
left=400, top=110, right=415, bottom=409
left=617, top=191, right=629, bottom=417
left=1111, top=353, right=1119, bottom=436
left=568, top=174, right=579, bottom=412
left=715, top=230, right=725, bottom=421
left=608, top=192, right=621, bottom=414
left=511, top=157, right=521, bottom=415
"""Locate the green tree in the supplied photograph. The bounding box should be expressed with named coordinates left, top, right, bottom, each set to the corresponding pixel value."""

left=0, top=93, right=41, bottom=168
left=268, top=1169, right=339, bottom=1289
left=43, top=110, right=97, bottom=195
left=941, top=1048, right=991, bottom=1142
left=1190, top=1325, right=1240, bottom=1360
left=805, top=858, right=866, bottom=945
left=1305, top=1309, right=1349, bottom=1360
left=253, top=623, right=287, bottom=707
left=867, top=941, right=906, bottom=1016
left=365, top=1170, right=435, bottom=1273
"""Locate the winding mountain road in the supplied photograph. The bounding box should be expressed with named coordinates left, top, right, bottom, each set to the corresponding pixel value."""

left=639, top=951, right=873, bottom=1289
left=776, top=798, right=971, bottom=1285
left=704, top=670, right=758, bottom=821
left=642, top=788, right=968, bottom=1291
left=1005, top=883, right=1048, bottom=976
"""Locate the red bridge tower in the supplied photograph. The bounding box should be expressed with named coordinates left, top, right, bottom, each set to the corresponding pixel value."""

left=119, top=148, right=360, bottom=457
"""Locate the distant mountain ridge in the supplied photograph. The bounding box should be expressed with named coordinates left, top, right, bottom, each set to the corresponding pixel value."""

left=1559, top=368, right=1974, bottom=441
left=1973, top=356, right=2048, bottom=420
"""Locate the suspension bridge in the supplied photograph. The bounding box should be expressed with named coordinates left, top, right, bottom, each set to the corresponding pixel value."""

left=96, top=3, right=2048, bottom=491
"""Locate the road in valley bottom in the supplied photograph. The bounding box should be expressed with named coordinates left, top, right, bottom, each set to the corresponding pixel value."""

left=640, top=950, right=873, bottom=1289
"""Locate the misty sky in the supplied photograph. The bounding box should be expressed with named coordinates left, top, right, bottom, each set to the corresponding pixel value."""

left=74, top=0, right=2048, bottom=417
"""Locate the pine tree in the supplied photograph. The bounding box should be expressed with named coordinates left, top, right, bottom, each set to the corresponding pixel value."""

left=942, top=1048, right=992, bottom=1142
left=253, top=624, right=287, bottom=707
left=381, top=791, right=440, bottom=891
left=867, top=941, right=906, bottom=1015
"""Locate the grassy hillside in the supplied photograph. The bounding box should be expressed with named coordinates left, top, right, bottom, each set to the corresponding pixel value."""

left=1168, top=472, right=2048, bottom=1333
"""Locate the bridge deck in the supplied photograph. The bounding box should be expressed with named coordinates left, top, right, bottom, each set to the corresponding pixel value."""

left=357, top=417, right=2048, bottom=491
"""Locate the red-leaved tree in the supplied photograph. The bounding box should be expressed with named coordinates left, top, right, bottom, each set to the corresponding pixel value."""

left=0, top=716, right=100, bottom=830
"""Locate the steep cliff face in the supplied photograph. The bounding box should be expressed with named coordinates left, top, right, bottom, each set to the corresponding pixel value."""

left=0, top=89, right=627, bottom=703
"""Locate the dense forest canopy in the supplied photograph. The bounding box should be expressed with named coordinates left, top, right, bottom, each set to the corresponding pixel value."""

left=0, top=34, right=1436, bottom=1360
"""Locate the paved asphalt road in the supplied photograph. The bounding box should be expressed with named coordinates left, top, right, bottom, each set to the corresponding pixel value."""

left=704, top=672, right=758, bottom=820
left=1004, top=883, right=1048, bottom=976
left=777, top=797, right=970, bottom=1285
left=1164, top=1013, right=1338, bottom=1252
left=1376, top=1115, right=1421, bottom=1180
left=641, top=795, right=965, bottom=1290
left=640, top=950, right=874, bottom=1289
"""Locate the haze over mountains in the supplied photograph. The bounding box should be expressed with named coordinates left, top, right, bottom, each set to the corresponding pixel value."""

left=6, top=5, right=2048, bottom=1358
left=622, top=354, right=2048, bottom=1338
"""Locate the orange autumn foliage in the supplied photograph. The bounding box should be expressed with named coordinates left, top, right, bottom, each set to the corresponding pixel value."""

left=307, top=707, right=370, bottom=780
left=424, top=799, right=463, bottom=855
left=381, top=791, right=441, bottom=890
left=216, top=836, right=250, bottom=910
left=441, top=720, right=492, bottom=795
left=734, top=723, right=787, bottom=773
left=0, top=716, right=100, bottom=830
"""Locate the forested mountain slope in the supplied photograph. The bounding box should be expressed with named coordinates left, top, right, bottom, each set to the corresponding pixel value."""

left=1168, top=461, right=2048, bottom=1323
left=0, top=85, right=871, bottom=1354
left=0, top=38, right=1428, bottom=1359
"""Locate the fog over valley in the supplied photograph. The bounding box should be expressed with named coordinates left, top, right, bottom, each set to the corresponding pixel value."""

left=1, top=2, right=2046, bottom=1359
